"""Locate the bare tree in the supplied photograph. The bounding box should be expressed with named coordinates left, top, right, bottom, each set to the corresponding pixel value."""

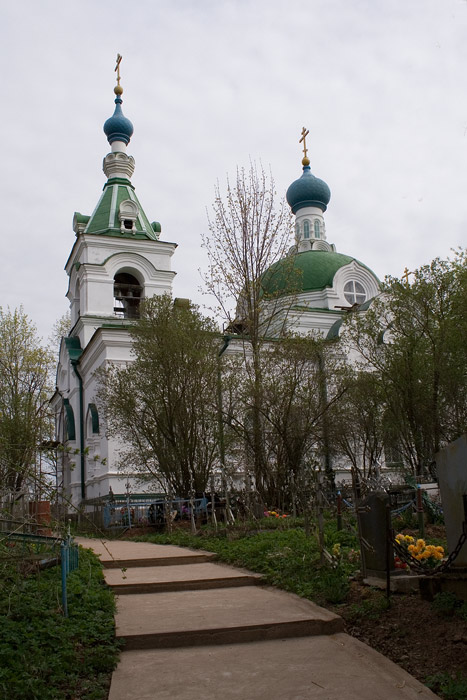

left=202, top=163, right=298, bottom=500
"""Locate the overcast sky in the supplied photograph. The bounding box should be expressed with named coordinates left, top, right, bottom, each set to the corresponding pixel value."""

left=1, top=0, right=466, bottom=342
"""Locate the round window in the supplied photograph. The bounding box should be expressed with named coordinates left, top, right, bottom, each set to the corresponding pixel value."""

left=344, top=281, right=366, bottom=305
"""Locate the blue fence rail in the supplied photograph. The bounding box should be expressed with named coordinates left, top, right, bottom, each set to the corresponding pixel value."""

left=103, top=496, right=216, bottom=529
left=60, top=535, right=79, bottom=617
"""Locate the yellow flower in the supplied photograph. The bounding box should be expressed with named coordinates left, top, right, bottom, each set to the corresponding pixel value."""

left=404, top=535, right=414, bottom=543
left=395, top=534, right=404, bottom=543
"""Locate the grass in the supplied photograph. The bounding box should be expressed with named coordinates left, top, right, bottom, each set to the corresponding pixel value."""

left=134, top=518, right=360, bottom=605
left=0, top=544, right=120, bottom=700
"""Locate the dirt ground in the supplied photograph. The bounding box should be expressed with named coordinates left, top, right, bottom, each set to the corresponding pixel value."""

left=329, top=524, right=467, bottom=693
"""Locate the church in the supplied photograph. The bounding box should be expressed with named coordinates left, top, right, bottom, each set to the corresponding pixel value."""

left=52, top=66, right=381, bottom=508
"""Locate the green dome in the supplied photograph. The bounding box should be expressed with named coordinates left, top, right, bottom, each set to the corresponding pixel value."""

left=262, top=250, right=371, bottom=297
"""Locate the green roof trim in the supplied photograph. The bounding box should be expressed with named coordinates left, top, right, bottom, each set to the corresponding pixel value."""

left=74, top=213, right=90, bottom=224
left=88, top=403, right=99, bottom=434
left=290, top=306, right=343, bottom=314
left=63, top=399, right=76, bottom=441
left=64, top=336, right=83, bottom=363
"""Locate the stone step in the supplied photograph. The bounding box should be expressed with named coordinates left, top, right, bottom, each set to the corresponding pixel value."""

left=76, top=536, right=216, bottom=569
left=115, top=586, right=343, bottom=650
left=102, top=553, right=216, bottom=569
left=109, top=636, right=441, bottom=700
left=104, top=562, right=263, bottom=594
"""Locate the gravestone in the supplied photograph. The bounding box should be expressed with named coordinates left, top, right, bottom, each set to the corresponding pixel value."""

left=358, top=492, right=394, bottom=578
left=436, top=434, right=467, bottom=568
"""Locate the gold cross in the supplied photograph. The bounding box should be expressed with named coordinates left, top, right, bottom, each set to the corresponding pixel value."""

left=401, top=267, right=413, bottom=285
left=115, top=54, right=122, bottom=87
left=299, top=127, right=309, bottom=159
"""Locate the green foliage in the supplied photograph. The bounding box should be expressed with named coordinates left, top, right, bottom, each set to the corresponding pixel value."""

left=97, top=294, right=221, bottom=494
left=316, top=566, right=350, bottom=604
left=0, top=306, right=54, bottom=504
left=346, top=592, right=391, bottom=622
left=432, top=591, right=467, bottom=620
left=135, top=523, right=359, bottom=605
left=339, top=251, right=467, bottom=476
left=425, top=672, right=467, bottom=700
left=0, top=547, right=120, bottom=700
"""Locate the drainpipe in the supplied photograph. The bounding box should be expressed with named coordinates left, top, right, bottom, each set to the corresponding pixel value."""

left=70, top=360, right=85, bottom=500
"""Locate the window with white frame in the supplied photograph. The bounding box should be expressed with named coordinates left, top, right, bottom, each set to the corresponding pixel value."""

left=344, top=280, right=366, bottom=305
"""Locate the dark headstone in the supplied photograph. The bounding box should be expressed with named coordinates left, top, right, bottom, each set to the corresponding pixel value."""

left=436, top=434, right=467, bottom=568
left=359, top=492, right=394, bottom=578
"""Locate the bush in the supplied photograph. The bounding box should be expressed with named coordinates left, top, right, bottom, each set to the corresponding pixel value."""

left=432, top=591, right=461, bottom=617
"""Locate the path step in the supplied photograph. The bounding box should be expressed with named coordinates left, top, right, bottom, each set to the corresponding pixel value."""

left=75, top=536, right=216, bottom=569
left=109, top=636, right=440, bottom=700
left=115, top=587, right=344, bottom=650
left=104, top=562, right=263, bottom=594
left=102, top=553, right=216, bottom=569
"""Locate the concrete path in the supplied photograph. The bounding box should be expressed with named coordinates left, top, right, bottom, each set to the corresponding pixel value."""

left=76, top=537, right=440, bottom=700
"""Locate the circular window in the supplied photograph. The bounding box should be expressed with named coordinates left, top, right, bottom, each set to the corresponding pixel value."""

left=344, top=281, right=366, bottom=305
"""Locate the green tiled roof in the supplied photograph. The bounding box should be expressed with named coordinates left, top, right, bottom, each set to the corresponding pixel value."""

left=84, top=179, right=159, bottom=240
left=262, top=250, right=377, bottom=296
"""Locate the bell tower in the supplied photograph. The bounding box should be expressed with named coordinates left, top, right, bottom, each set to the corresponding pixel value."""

left=52, top=56, right=177, bottom=506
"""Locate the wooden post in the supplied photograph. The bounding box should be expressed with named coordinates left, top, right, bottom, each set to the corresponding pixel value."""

left=417, top=485, right=425, bottom=539
left=385, top=503, right=392, bottom=600
left=337, top=490, right=343, bottom=531
left=317, top=471, right=325, bottom=565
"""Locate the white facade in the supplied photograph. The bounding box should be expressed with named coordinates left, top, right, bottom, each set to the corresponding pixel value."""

left=52, top=87, right=177, bottom=507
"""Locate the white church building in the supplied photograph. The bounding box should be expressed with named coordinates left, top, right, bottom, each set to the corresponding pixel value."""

left=52, top=73, right=381, bottom=508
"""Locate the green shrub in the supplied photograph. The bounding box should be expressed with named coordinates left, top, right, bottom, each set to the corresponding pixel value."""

left=318, top=566, right=350, bottom=604
left=346, top=593, right=391, bottom=622
left=432, top=591, right=460, bottom=617
left=425, top=672, right=467, bottom=700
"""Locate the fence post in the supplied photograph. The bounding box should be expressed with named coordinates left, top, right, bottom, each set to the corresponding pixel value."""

left=417, top=485, right=425, bottom=538
left=61, top=541, right=69, bottom=617
left=337, top=490, right=342, bottom=531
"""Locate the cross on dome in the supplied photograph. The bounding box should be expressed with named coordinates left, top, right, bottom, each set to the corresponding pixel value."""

left=299, top=127, right=310, bottom=166
left=114, top=53, right=123, bottom=95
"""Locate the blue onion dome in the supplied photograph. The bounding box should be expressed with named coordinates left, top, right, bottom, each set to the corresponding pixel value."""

left=103, top=93, right=134, bottom=146
left=286, top=161, right=331, bottom=213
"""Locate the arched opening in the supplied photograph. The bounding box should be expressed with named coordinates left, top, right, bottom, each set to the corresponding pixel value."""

left=314, top=220, right=321, bottom=238
left=113, top=272, right=143, bottom=318
left=303, top=220, right=310, bottom=239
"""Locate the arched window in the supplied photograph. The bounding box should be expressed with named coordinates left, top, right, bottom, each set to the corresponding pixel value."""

left=303, top=220, right=310, bottom=239
left=63, top=399, right=76, bottom=441
left=314, top=220, right=321, bottom=238
left=344, top=281, right=366, bottom=305
left=114, top=272, right=143, bottom=319
left=87, top=403, right=100, bottom=436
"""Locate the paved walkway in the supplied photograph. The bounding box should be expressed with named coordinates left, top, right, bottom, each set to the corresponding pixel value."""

left=76, top=537, right=440, bottom=700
